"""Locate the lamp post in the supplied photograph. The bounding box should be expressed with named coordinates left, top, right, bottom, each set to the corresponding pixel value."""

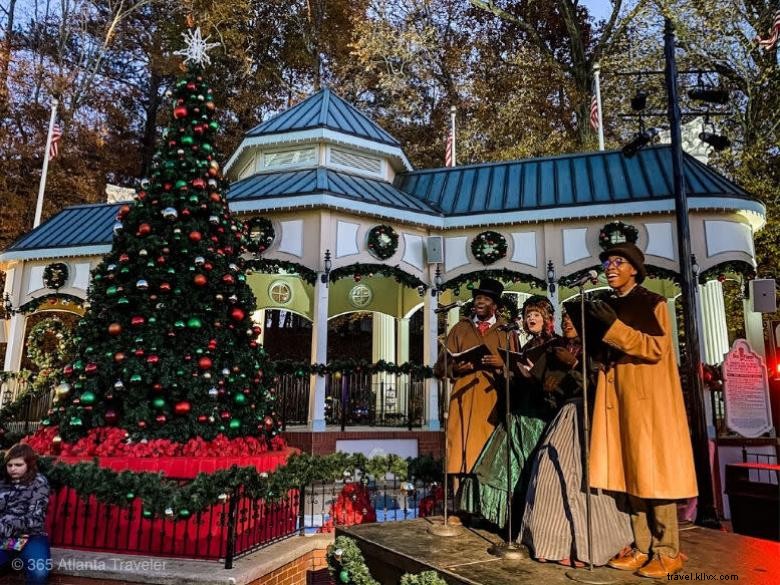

left=321, top=249, right=332, bottom=287
left=664, top=18, right=720, bottom=528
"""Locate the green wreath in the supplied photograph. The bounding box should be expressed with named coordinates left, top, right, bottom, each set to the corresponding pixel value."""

left=366, top=225, right=399, bottom=260
left=43, top=263, right=69, bottom=290
left=471, top=231, right=507, bottom=265
left=26, top=318, right=74, bottom=371
left=244, top=217, right=275, bottom=254
left=598, top=221, right=639, bottom=249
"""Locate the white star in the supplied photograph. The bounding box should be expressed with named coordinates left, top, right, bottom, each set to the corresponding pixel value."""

left=173, top=28, right=220, bottom=67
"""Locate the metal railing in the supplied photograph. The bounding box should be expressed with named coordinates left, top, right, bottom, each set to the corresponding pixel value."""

left=0, top=372, right=50, bottom=437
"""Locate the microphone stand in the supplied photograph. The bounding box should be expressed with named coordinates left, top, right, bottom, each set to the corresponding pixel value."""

left=489, top=325, right=527, bottom=559
left=566, top=287, right=618, bottom=584
left=429, top=296, right=458, bottom=537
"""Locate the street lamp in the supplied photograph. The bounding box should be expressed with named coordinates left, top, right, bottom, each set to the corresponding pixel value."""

left=321, top=249, right=332, bottom=286
left=433, top=265, right=443, bottom=298
left=547, top=261, right=556, bottom=294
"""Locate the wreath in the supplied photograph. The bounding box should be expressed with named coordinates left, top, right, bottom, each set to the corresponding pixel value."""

left=598, top=221, right=639, bottom=249
left=43, top=263, right=69, bottom=290
left=366, top=225, right=399, bottom=260
left=26, top=318, right=74, bottom=372
left=471, top=231, right=507, bottom=265
left=244, top=217, right=275, bottom=254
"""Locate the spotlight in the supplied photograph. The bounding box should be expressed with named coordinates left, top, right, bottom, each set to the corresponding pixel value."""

left=698, top=132, right=731, bottom=151
left=621, top=127, right=660, bottom=158
left=687, top=88, right=729, bottom=104
left=631, top=90, right=648, bottom=111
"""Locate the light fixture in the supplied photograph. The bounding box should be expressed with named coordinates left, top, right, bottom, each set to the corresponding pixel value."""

left=631, top=90, right=648, bottom=111
left=698, top=131, right=730, bottom=151
left=547, top=261, right=556, bottom=294
left=321, top=249, right=332, bottom=286
left=621, top=127, right=660, bottom=158
left=687, top=87, right=729, bottom=104
left=433, top=265, right=443, bottom=297
left=3, top=293, right=15, bottom=320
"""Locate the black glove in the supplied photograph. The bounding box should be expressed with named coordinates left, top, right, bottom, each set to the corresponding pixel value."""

left=588, top=300, right=617, bottom=326
left=551, top=347, right=577, bottom=370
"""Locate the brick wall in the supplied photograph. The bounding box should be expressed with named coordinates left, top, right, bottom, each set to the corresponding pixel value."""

left=249, top=548, right=332, bottom=585
left=284, top=430, right=443, bottom=458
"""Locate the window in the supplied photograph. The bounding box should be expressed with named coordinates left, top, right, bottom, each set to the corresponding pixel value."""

left=264, top=148, right=316, bottom=170
left=268, top=281, right=293, bottom=305
left=329, top=148, right=382, bottom=175
left=349, top=284, right=373, bottom=308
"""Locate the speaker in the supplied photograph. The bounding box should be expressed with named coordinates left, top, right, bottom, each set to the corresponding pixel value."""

left=750, top=279, right=777, bottom=313
left=426, top=236, right=443, bottom=264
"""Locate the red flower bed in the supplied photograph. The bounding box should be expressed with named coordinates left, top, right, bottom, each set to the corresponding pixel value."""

left=25, top=426, right=286, bottom=458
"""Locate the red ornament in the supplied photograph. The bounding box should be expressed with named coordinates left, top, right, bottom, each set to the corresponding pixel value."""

left=152, top=383, right=163, bottom=393
left=113, top=352, right=126, bottom=363
left=208, top=339, right=217, bottom=351
left=138, top=223, right=152, bottom=236
left=263, top=415, right=275, bottom=432
left=119, top=253, right=130, bottom=263
left=193, top=274, right=208, bottom=287
left=174, top=401, right=192, bottom=415
left=108, top=322, right=123, bottom=336
left=155, top=414, right=167, bottom=424
left=147, top=354, right=160, bottom=365
left=189, top=230, right=202, bottom=242
left=198, top=356, right=213, bottom=370
left=156, top=256, right=166, bottom=265
left=131, top=315, right=145, bottom=327
left=354, top=274, right=362, bottom=282
left=197, top=415, right=208, bottom=423
left=159, top=282, right=171, bottom=293
left=222, top=274, right=235, bottom=285
left=717, top=274, right=726, bottom=283
left=173, top=106, right=188, bottom=119
left=137, top=420, right=147, bottom=429
left=134, top=348, right=145, bottom=357
left=210, top=193, right=221, bottom=202
left=220, top=410, right=231, bottom=421
left=191, top=178, right=205, bottom=190
left=85, top=363, right=98, bottom=375
left=63, top=365, right=74, bottom=376
left=118, top=204, right=131, bottom=219
left=230, top=308, right=245, bottom=322
left=203, top=262, right=213, bottom=271
left=104, top=410, right=118, bottom=425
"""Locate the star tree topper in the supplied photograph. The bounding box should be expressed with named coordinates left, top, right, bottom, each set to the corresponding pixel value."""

left=173, top=28, right=220, bottom=67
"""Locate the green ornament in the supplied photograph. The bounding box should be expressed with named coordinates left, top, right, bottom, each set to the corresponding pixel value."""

left=106, top=286, right=118, bottom=296
left=69, top=416, right=83, bottom=427
left=126, top=492, right=135, bottom=500
left=179, top=509, right=191, bottom=519
left=118, top=297, right=129, bottom=305
left=201, top=143, right=212, bottom=153
left=339, top=570, right=349, bottom=583
left=120, top=267, right=130, bottom=274
left=153, top=397, right=166, bottom=410
left=174, top=320, right=185, bottom=328
left=187, top=317, right=203, bottom=329
left=176, top=369, right=185, bottom=376
left=209, top=120, right=219, bottom=131
left=130, top=374, right=142, bottom=383
left=164, top=160, right=175, bottom=170
left=181, top=135, right=194, bottom=145
left=175, top=180, right=187, bottom=189
left=466, top=282, right=475, bottom=290
left=148, top=316, right=157, bottom=324
left=142, top=509, right=153, bottom=519
left=188, top=195, right=199, bottom=204
left=73, top=360, right=84, bottom=371
left=80, top=391, right=96, bottom=405
left=41, top=418, right=51, bottom=426
left=85, top=346, right=94, bottom=354
left=229, top=418, right=241, bottom=430
left=233, top=393, right=247, bottom=405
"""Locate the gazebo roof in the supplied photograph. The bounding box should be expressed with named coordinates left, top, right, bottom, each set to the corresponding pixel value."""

left=245, top=88, right=401, bottom=147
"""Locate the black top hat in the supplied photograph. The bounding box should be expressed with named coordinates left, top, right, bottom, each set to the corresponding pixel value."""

left=472, top=278, right=504, bottom=304
left=599, top=242, right=647, bottom=284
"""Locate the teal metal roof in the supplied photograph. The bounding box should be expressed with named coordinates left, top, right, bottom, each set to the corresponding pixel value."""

left=395, top=146, right=753, bottom=216
left=229, top=168, right=440, bottom=214
left=245, top=88, right=401, bottom=147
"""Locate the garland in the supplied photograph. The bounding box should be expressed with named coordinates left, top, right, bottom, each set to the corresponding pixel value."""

left=244, top=217, right=275, bottom=255
left=698, top=260, right=756, bottom=284
left=327, top=536, right=447, bottom=585
left=26, top=449, right=442, bottom=518
left=43, top=263, right=69, bottom=290
left=16, top=294, right=86, bottom=315
left=442, top=269, right=545, bottom=294
left=366, top=225, right=399, bottom=260
left=274, top=360, right=434, bottom=379
left=244, top=259, right=317, bottom=286
left=330, top=264, right=427, bottom=291
left=598, top=221, right=639, bottom=249
left=471, top=231, right=507, bottom=265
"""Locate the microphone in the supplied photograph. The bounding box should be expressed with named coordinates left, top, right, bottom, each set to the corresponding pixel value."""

left=497, top=322, right=521, bottom=332
left=572, top=270, right=599, bottom=288
left=434, top=300, right=464, bottom=314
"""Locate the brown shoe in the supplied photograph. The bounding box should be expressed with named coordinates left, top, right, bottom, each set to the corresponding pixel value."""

left=607, top=548, right=649, bottom=571
left=637, top=553, right=684, bottom=578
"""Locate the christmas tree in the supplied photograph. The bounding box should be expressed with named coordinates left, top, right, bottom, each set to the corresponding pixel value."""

left=51, top=30, right=275, bottom=443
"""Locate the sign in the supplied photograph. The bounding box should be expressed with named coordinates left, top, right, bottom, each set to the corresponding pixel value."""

left=722, top=339, right=774, bottom=438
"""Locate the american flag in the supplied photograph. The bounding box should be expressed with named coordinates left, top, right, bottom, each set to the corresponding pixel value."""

left=755, top=10, right=780, bottom=51
left=589, top=94, right=600, bottom=131
left=49, top=123, right=62, bottom=159
left=445, top=128, right=454, bottom=167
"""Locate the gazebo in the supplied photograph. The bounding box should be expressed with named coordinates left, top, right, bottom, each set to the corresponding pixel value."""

left=0, top=89, right=766, bottom=456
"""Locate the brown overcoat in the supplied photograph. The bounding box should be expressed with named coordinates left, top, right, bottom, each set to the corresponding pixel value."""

left=435, top=317, right=516, bottom=475
left=589, top=289, right=698, bottom=499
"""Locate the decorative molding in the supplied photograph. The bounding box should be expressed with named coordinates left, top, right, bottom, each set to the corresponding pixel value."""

left=644, top=222, right=676, bottom=260
left=401, top=234, right=424, bottom=269
left=278, top=219, right=304, bottom=257
left=562, top=228, right=590, bottom=265
left=336, top=221, right=360, bottom=258
left=704, top=220, right=754, bottom=257
left=511, top=232, right=537, bottom=266
left=444, top=237, right=469, bottom=272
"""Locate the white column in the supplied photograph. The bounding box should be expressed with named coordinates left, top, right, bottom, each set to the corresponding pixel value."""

left=699, top=280, right=729, bottom=364
left=667, top=299, right=680, bottom=364
left=743, top=298, right=766, bottom=357
left=397, top=317, right=410, bottom=416
left=422, top=292, right=440, bottom=430
left=2, top=265, right=26, bottom=373
left=308, top=276, right=329, bottom=431
left=372, top=312, right=396, bottom=417
left=446, top=306, right=460, bottom=333
left=549, top=287, right=561, bottom=334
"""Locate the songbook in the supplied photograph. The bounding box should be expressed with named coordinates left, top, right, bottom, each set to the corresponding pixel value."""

left=447, top=344, right=492, bottom=368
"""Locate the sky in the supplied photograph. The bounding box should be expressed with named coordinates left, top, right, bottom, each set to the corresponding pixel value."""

left=581, top=0, right=617, bottom=22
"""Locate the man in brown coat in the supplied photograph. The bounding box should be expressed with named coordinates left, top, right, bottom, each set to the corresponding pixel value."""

left=436, top=279, right=515, bottom=493
left=588, top=243, right=697, bottom=578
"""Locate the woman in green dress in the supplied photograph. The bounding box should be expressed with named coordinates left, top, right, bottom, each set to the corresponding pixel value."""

left=458, top=295, right=558, bottom=530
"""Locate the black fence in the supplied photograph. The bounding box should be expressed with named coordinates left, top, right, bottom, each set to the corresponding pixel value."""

left=0, top=374, right=50, bottom=438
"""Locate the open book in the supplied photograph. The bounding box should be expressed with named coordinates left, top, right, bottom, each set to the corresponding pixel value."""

left=446, top=344, right=492, bottom=368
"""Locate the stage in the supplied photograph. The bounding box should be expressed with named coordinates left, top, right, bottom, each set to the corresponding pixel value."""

left=338, top=518, right=779, bottom=585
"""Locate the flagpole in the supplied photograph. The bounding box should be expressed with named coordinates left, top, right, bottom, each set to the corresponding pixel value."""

left=450, top=105, right=457, bottom=166
left=594, top=63, right=605, bottom=151
left=34, top=99, right=58, bottom=228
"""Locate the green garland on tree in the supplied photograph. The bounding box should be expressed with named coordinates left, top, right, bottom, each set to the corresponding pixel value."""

left=245, top=258, right=317, bottom=285
left=330, top=264, right=427, bottom=291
